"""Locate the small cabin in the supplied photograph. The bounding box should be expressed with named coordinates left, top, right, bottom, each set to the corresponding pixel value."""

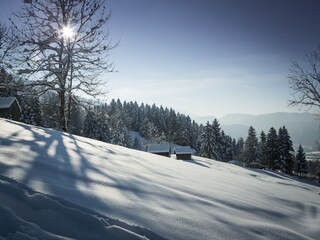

left=0, top=97, right=21, bottom=121
left=174, top=146, right=193, bottom=160
left=147, top=143, right=171, bottom=158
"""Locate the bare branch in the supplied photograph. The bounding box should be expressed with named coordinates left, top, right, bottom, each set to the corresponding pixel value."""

left=9, top=0, right=116, bottom=130
left=288, top=46, right=320, bottom=117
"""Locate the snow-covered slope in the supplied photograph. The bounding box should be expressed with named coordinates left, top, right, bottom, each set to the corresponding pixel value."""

left=0, top=175, right=163, bottom=240
left=0, top=118, right=319, bottom=239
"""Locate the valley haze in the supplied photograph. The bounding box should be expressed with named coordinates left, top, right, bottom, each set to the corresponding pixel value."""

left=191, top=111, right=320, bottom=150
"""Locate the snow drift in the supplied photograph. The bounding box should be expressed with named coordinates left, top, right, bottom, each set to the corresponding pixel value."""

left=0, top=118, right=319, bottom=239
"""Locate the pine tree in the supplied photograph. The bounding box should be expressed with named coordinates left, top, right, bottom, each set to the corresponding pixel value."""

left=235, top=137, right=244, bottom=162
left=221, top=132, right=234, bottom=162
left=111, top=120, right=131, bottom=147
left=19, top=95, right=43, bottom=126
left=266, top=127, right=280, bottom=170
left=167, top=109, right=178, bottom=143
left=211, top=119, right=223, bottom=160
left=243, top=126, right=258, bottom=164
left=278, top=126, right=294, bottom=174
left=198, top=119, right=222, bottom=160
left=131, top=101, right=141, bottom=132
left=141, top=118, right=158, bottom=142
left=295, top=144, right=307, bottom=177
left=96, top=107, right=111, bottom=142
left=198, top=122, right=215, bottom=159
left=83, top=110, right=98, bottom=139
left=192, top=120, right=201, bottom=150
left=68, top=100, right=85, bottom=135
left=176, top=115, right=193, bottom=146
left=258, top=131, right=268, bottom=166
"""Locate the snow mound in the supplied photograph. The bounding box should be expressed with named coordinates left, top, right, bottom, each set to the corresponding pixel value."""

left=0, top=118, right=319, bottom=240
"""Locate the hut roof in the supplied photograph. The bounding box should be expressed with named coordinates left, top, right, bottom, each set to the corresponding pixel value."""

left=0, top=97, right=18, bottom=109
left=174, top=146, right=193, bottom=155
left=148, top=143, right=171, bottom=153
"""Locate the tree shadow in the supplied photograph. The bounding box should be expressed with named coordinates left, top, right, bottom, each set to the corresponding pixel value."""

left=183, top=159, right=210, bottom=168
left=248, top=168, right=320, bottom=188
left=0, top=119, right=167, bottom=239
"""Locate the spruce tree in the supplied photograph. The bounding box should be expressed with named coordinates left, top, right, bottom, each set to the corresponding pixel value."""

left=278, top=126, right=294, bottom=174
left=235, top=137, right=244, bottom=162
left=197, top=119, right=223, bottom=161
left=167, top=109, right=178, bottom=143
left=19, top=95, right=43, bottom=126
left=258, top=131, right=268, bottom=166
left=295, top=144, right=307, bottom=177
left=68, top=100, right=85, bottom=135
left=96, top=108, right=111, bottom=142
left=198, top=122, right=214, bottom=159
left=211, top=119, right=223, bottom=160
left=111, top=120, right=131, bottom=147
left=243, top=126, right=258, bottom=164
left=221, top=133, right=234, bottom=162
left=83, top=110, right=98, bottom=139
left=266, top=127, right=280, bottom=170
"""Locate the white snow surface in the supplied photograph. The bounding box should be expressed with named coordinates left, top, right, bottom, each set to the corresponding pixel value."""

left=0, top=118, right=319, bottom=240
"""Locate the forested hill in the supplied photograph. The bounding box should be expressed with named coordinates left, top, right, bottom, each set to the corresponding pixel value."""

left=79, top=99, right=201, bottom=149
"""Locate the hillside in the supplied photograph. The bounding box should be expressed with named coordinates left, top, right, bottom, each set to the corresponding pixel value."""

left=0, top=118, right=319, bottom=239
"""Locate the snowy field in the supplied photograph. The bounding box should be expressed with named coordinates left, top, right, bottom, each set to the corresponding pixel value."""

left=0, top=118, right=319, bottom=240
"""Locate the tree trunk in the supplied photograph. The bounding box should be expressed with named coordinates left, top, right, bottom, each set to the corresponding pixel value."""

left=59, top=91, right=66, bottom=131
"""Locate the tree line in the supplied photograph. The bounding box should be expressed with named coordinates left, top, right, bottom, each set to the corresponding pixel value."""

left=1, top=67, right=319, bottom=179
left=0, top=66, right=317, bottom=179
left=198, top=119, right=319, bottom=178
left=0, top=67, right=200, bottom=148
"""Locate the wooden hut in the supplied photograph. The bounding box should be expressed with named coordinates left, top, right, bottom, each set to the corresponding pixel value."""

left=174, top=146, right=193, bottom=160
left=147, top=143, right=171, bottom=157
left=0, top=97, right=21, bottom=121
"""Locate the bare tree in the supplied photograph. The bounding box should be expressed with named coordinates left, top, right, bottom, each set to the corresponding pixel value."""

left=0, top=23, right=16, bottom=67
left=10, top=0, right=116, bottom=131
left=288, top=46, right=320, bottom=117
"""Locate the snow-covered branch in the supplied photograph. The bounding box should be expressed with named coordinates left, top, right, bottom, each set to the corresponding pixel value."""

left=8, top=0, right=116, bottom=130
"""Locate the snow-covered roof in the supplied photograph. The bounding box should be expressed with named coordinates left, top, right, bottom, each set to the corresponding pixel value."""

left=0, top=97, right=17, bottom=109
left=174, top=146, right=193, bottom=155
left=147, top=143, right=171, bottom=153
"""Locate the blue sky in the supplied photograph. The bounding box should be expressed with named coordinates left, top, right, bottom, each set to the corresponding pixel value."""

left=1, top=0, right=320, bottom=117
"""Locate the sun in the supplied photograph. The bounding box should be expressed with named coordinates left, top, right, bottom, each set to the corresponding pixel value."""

left=61, top=25, right=75, bottom=40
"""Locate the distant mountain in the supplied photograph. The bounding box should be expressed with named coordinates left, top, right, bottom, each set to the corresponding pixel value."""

left=195, top=112, right=320, bottom=150
left=218, top=114, right=254, bottom=125
left=193, top=115, right=216, bottom=124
